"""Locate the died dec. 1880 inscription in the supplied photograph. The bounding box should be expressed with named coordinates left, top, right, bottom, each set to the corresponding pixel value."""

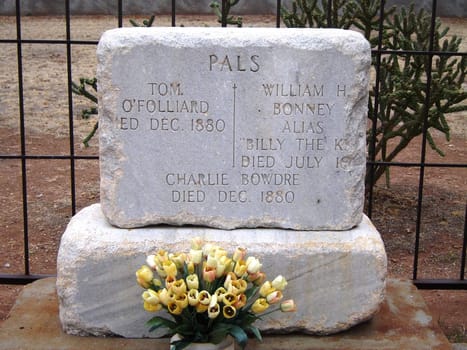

left=97, top=27, right=370, bottom=230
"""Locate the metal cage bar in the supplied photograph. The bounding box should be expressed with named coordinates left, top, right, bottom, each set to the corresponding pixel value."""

left=14, top=0, right=30, bottom=277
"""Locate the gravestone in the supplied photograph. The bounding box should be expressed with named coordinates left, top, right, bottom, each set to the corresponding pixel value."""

left=57, top=27, right=387, bottom=338
left=98, top=27, right=368, bottom=230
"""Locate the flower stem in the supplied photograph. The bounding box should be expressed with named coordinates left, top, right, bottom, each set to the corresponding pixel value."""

left=259, top=307, right=281, bottom=318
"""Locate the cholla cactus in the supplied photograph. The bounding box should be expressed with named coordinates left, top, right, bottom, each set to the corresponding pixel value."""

left=282, top=0, right=466, bottom=186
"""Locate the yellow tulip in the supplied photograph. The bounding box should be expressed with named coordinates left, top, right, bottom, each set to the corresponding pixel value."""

left=162, top=260, right=178, bottom=278
left=145, top=254, right=157, bottom=269
left=225, top=259, right=235, bottom=274
left=152, top=278, right=162, bottom=288
left=234, top=293, right=247, bottom=309
left=209, top=294, right=218, bottom=308
left=223, top=272, right=237, bottom=290
left=216, top=256, right=232, bottom=277
left=232, top=247, right=246, bottom=262
left=155, top=265, right=167, bottom=279
left=221, top=292, right=236, bottom=306
left=136, top=265, right=154, bottom=289
left=171, top=279, right=187, bottom=296
left=153, top=250, right=169, bottom=276
left=238, top=279, right=248, bottom=293
left=214, top=248, right=228, bottom=259
left=175, top=293, right=189, bottom=309
left=158, top=288, right=170, bottom=306
left=168, top=301, right=183, bottom=315
left=170, top=253, right=186, bottom=269
left=144, top=301, right=162, bottom=312
left=246, top=256, right=262, bottom=274
left=188, top=289, right=199, bottom=306
left=203, top=243, right=217, bottom=257
left=214, top=287, right=227, bottom=303
left=251, top=298, right=270, bottom=313
left=155, top=249, right=169, bottom=263
left=266, top=290, right=283, bottom=304
left=206, top=255, right=217, bottom=269
left=189, top=249, right=203, bottom=264
left=191, top=237, right=203, bottom=250
left=229, top=279, right=247, bottom=295
left=252, top=272, right=266, bottom=286
left=196, top=303, right=209, bottom=313
left=259, top=281, right=275, bottom=297
left=186, top=261, right=195, bottom=274
left=208, top=303, right=220, bottom=319
left=198, top=290, right=211, bottom=305
left=271, top=275, right=288, bottom=291
left=169, top=288, right=178, bottom=299
left=223, top=305, right=237, bottom=319
left=165, top=275, right=176, bottom=290
left=280, top=299, right=297, bottom=312
left=233, top=260, right=247, bottom=278
left=142, top=289, right=160, bottom=305
left=186, top=274, right=199, bottom=290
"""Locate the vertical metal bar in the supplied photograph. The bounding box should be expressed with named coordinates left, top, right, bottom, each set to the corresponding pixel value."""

left=172, top=0, right=176, bottom=27
left=65, top=0, right=77, bottom=216
left=367, top=0, right=386, bottom=219
left=412, top=0, right=437, bottom=280
left=276, top=0, right=281, bottom=28
left=118, top=0, right=123, bottom=27
left=460, top=202, right=467, bottom=280
left=221, top=0, right=227, bottom=27
left=326, top=0, right=332, bottom=27
left=15, top=0, right=30, bottom=276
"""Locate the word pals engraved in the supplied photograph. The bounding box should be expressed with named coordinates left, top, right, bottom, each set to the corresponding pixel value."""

left=209, top=54, right=260, bottom=72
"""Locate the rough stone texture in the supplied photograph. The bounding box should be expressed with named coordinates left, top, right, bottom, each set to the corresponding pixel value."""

left=98, top=27, right=370, bottom=230
left=1, top=278, right=452, bottom=350
left=0, top=0, right=464, bottom=17
left=56, top=204, right=387, bottom=338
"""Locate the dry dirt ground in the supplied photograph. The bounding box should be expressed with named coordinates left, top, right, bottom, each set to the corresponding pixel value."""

left=0, top=15, right=466, bottom=342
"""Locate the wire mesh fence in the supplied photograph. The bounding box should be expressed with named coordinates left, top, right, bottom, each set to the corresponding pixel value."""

left=0, top=0, right=465, bottom=289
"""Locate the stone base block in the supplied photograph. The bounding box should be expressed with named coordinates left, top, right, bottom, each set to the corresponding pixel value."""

left=56, top=204, right=387, bottom=338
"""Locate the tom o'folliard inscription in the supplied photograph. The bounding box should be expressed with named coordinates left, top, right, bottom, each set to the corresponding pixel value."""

left=97, top=27, right=370, bottom=230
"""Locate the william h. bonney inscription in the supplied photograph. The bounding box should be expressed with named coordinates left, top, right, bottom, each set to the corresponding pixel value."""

left=97, top=27, right=370, bottom=230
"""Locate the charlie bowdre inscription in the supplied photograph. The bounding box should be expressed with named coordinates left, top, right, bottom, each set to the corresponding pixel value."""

left=97, top=27, right=370, bottom=230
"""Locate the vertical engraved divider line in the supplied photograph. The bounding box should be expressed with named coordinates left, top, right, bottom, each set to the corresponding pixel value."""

left=232, top=83, right=237, bottom=168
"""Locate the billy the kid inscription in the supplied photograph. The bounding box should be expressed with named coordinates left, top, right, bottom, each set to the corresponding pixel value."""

left=97, top=28, right=370, bottom=230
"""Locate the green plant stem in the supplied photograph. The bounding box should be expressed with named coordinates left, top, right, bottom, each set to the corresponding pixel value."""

left=257, top=306, right=281, bottom=318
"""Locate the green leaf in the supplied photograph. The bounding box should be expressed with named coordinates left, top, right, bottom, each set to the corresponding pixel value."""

left=228, top=325, right=248, bottom=349
left=209, top=322, right=232, bottom=344
left=247, top=325, right=263, bottom=342
left=146, top=316, right=178, bottom=333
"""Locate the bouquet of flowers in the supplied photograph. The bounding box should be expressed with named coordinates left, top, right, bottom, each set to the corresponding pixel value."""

left=136, top=237, right=296, bottom=349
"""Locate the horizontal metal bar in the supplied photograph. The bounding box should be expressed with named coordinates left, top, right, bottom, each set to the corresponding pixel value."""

left=371, top=49, right=466, bottom=57
left=366, top=161, right=467, bottom=168
left=0, top=39, right=98, bottom=45
left=414, top=279, right=467, bottom=290
left=0, top=274, right=55, bottom=285
left=0, top=43, right=465, bottom=58
left=1, top=155, right=465, bottom=168
left=0, top=155, right=98, bottom=160
left=0, top=42, right=464, bottom=58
